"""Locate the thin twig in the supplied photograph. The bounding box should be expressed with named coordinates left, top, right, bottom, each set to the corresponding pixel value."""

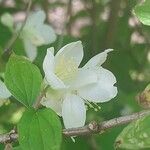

left=102, top=0, right=120, bottom=49
left=88, top=136, right=99, bottom=150
left=0, top=109, right=150, bottom=144
left=3, top=0, right=32, bottom=56
left=42, top=0, right=49, bottom=23
left=33, top=85, right=49, bottom=109
left=56, top=0, right=72, bottom=50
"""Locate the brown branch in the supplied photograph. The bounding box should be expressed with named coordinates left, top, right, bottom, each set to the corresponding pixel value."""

left=56, top=0, right=72, bottom=50
left=0, top=130, right=18, bottom=144
left=2, top=0, right=32, bottom=57
left=63, top=110, right=150, bottom=136
left=42, top=0, right=49, bottom=23
left=66, top=0, right=72, bottom=35
left=0, top=109, right=150, bottom=144
left=102, top=0, right=121, bottom=49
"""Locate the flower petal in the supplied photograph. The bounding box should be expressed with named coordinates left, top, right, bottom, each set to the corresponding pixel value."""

left=0, top=80, right=11, bottom=99
left=43, top=48, right=66, bottom=89
left=55, top=41, right=83, bottom=67
left=22, top=10, right=56, bottom=46
left=43, top=48, right=55, bottom=71
left=70, top=68, right=97, bottom=89
left=1, top=13, right=14, bottom=31
left=27, top=10, right=46, bottom=26
left=41, top=88, right=63, bottom=116
left=23, top=39, right=37, bottom=61
left=62, top=94, right=86, bottom=129
left=36, top=24, right=56, bottom=44
left=41, top=98, right=62, bottom=116
left=78, top=67, right=117, bottom=103
left=41, top=87, right=65, bottom=116
left=83, top=49, right=113, bottom=69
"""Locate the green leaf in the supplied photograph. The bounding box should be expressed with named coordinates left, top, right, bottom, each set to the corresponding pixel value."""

left=115, top=115, right=150, bottom=149
left=134, top=0, right=150, bottom=26
left=5, top=55, right=42, bottom=107
left=13, top=146, right=22, bottom=150
left=18, top=108, right=62, bottom=150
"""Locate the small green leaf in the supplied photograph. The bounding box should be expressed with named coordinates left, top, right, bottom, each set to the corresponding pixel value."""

left=115, top=115, right=150, bottom=149
left=5, top=55, right=42, bottom=107
left=18, top=108, right=62, bottom=150
left=134, top=0, right=150, bottom=26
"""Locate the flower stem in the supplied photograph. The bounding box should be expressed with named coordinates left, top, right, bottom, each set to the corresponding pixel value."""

left=33, top=85, right=49, bottom=109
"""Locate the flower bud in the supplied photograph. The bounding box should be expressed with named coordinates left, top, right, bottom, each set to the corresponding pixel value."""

left=1, top=13, right=14, bottom=31
left=137, top=84, right=150, bottom=109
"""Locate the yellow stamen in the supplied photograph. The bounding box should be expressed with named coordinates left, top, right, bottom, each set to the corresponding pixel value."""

left=55, top=56, right=78, bottom=84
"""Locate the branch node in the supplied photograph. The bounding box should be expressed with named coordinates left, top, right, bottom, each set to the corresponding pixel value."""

left=0, top=110, right=150, bottom=143
left=88, top=121, right=98, bottom=132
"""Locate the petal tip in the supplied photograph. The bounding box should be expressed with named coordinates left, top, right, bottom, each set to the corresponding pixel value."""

left=74, top=40, right=82, bottom=46
left=47, top=47, right=55, bottom=55
left=105, top=49, right=114, bottom=53
left=37, top=10, right=45, bottom=17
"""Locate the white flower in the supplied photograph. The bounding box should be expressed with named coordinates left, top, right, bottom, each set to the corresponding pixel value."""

left=1, top=13, right=14, bottom=31
left=42, top=41, right=117, bottom=129
left=41, top=87, right=63, bottom=116
left=1, top=11, right=57, bottom=61
left=43, top=41, right=97, bottom=89
left=0, top=80, right=11, bottom=106
left=17, top=10, right=56, bottom=61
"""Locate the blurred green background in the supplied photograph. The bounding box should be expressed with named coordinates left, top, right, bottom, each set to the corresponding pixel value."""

left=0, top=0, right=150, bottom=149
